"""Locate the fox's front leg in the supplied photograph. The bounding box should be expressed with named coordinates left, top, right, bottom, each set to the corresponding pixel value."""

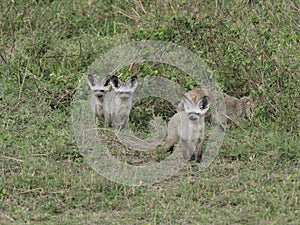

left=111, top=115, right=125, bottom=132
left=104, top=112, right=111, bottom=128
left=115, top=122, right=124, bottom=133
left=119, top=115, right=129, bottom=131
left=183, top=140, right=200, bottom=161
left=181, top=140, right=191, bottom=160
left=195, top=140, right=203, bottom=163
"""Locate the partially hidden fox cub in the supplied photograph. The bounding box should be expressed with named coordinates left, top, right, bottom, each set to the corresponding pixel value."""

left=87, top=74, right=111, bottom=121
left=164, top=95, right=210, bottom=163
left=103, top=75, right=138, bottom=132
left=178, top=88, right=255, bottom=126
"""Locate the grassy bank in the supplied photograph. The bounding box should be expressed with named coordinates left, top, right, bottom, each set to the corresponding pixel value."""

left=1, top=0, right=299, bottom=224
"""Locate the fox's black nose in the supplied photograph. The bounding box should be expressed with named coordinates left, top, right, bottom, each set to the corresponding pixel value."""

left=188, top=112, right=200, bottom=121
left=120, top=95, right=130, bottom=100
left=189, top=117, right=198, bottom=121
left=119, top=91, right=130, bottom=95
left=118, top=92, right=130, bottom=100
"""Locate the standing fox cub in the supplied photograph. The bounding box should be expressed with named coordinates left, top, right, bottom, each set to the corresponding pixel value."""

left=103, top=75, right=138, bottom=132
left=164, top=95, right=210, bottom=163
left=87, top=74, right=111, bottom=121
left=178, top=88, right=255, bottom=125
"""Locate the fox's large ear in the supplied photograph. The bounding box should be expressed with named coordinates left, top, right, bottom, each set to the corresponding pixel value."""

left=183, top=94, right=194, bottom=112
left=129, top=75, right=138, bottom=91
left=103, top=75, right=111, bottom=87
left=198, top=95, right=210, bottom=110
left=87, top=74, right=97, bottom=88
left=110, top=75, right=120, bottom=89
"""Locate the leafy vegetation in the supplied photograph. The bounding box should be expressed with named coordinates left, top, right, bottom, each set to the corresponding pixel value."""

left=1, top=0, right=299, bottom=224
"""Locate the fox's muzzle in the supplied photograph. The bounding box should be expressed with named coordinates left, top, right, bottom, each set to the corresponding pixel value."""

left=118, top=92, right=131, bottom=100
left=188, top=113, right=200, bottom=121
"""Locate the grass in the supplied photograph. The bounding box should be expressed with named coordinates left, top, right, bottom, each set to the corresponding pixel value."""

left=1, top=0, right=299, bottom=224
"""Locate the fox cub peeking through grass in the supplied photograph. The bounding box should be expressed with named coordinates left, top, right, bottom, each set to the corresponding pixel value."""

left=87, top=74, right=111, bottom=121
left=164, top=95, right=210, bottom=163
left=103, top=75, right=138, bottom=132
left=178, top=88, right=255, bottom=126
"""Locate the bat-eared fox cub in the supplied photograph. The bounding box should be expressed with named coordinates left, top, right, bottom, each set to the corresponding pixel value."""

left=164, top=95, right=210, bottom=163
left=103, top=75, right=138, bottom=132
left=178, top=88, right=255, bottom=126
left=87, top=74, right=111, bottom=121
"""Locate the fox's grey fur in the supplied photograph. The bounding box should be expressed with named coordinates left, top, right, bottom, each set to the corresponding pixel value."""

left=87, top=74, right=111, bottom=121
left=103, top=75, right=138, bottom=131
left=163, top=95, right=210, bottom=162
